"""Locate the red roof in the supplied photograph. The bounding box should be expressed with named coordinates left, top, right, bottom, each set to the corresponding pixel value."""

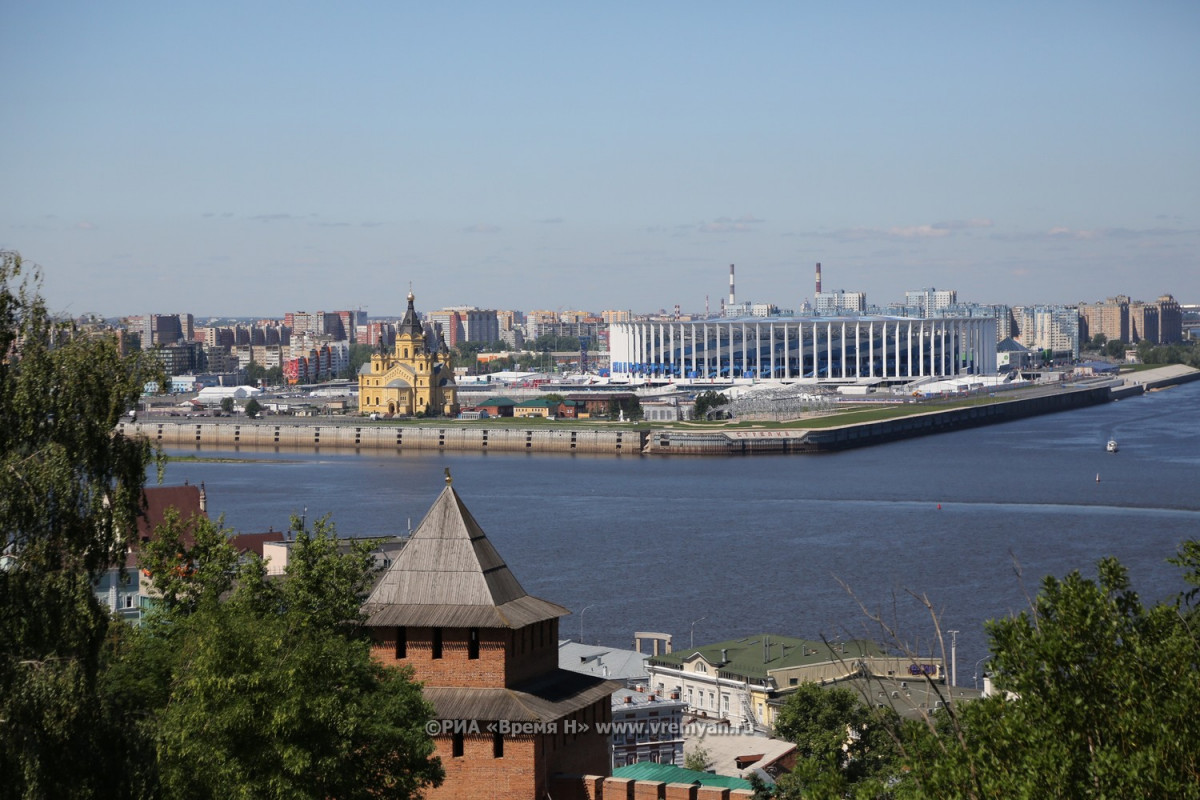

left=125, top=485, right=208, bottom=567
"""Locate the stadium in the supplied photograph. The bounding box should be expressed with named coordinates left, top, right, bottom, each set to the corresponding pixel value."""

left=609, top=316, right=997, bottom=384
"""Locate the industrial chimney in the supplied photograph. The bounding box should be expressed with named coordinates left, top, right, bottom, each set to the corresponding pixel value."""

left=728, top=264, right=736, bottom=308
left=815, top=262, right=822, bottom=296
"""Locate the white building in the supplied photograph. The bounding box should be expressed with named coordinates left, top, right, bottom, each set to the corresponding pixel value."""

left=814, top=290, right=867, bottom=315
left=609, top=316, right=997, bottom=382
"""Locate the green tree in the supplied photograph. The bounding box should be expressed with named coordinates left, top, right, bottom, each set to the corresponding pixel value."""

left=773, top=683, right=902, bottom=799
left=0, top=251, right=165, bottom=798
left=896, top=546, right=1200, bottom=799
left=135, top=516, right=444, bottom=799
left=684, top=744, right=712, bottom=772
left=1105, top=338, right=1127, bottom=359
left=341, top=343, right=374, bottom=379
left=220, top=396, right=234, bottom=413
left=1089, top=333, right=1108, bottom=350
left=693, top=390, right=729, bottom=420
left=244, top=397, right=263, bottom=417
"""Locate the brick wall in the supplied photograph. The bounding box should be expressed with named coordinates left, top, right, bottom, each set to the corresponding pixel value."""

left=370, top=625, right=508, bottom=687
left=369, top=621, right=564, bottom=688
left=427, top=733, right=540, bottom=800
left=551, top=775, right=757, bottom=800
left=505, top=618, right=562, bottom=686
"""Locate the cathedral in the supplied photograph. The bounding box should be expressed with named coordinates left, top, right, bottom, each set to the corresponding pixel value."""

left=358, top=291, right=458, bottom=417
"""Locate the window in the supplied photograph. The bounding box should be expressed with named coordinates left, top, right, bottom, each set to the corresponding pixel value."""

left=432, top=628, right=443, bottom=660
left=452, top=732, right=464, bottom=758
left=468, top=628, right=480, bottom=660
left=396, top=627, right=407, bottom=659
left=492, top=730, right=504, bottom=758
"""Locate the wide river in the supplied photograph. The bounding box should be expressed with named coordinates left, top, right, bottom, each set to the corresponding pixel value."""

left=159, top=380, right=1200, bottom=683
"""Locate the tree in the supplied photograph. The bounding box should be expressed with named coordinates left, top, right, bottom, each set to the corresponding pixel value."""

left=684, top=744, right=712, bottom=772
left=895, top=545, right=1200, bottom=799
left=134, top=516, right=444, bottom=799
left=220, top=396, right=234, bottom=413
left=244, top=397, right=262, bottom=417
left=1089, top=333, right=1108, bottom=350
left=0, top=251, right=164, bottom=797
left=693, top=390, right=729, bottom=420
left=1105, top=339, right=1127, bottom=359
left=341, top=343, right=374, bottom=379
left=772, top=683, right=902, bottom=799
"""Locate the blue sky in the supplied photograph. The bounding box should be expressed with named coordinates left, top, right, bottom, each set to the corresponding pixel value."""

left=3, top=2, right=1197, bottom=317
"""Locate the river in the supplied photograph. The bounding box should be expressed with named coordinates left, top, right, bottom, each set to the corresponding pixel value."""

left=157, top=380, right=1200, bottom=682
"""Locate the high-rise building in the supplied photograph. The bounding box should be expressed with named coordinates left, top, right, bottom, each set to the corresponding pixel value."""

left=1014, top=306, right=1080, bottom=358
left=903, top=288, right=958, bottom=318
left=814, top=290, right=866, bottom=315
left=1077, top=296, right=1130, bottom=344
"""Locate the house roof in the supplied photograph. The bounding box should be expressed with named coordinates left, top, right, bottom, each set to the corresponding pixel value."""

left=612, top=762, right=752, bottom=791
left=996, top=336, right=1031, bottom=353
left=127, top=485, right=208, bottom=567
left=558, top=640, right=649, bottom=682
left=689, top=733, right=796, bottom=781
left=515, top=398, right=554, bottom=408
left=649, top=634, right=882, bottom=683
left=363, top=481, right=568, bottom=629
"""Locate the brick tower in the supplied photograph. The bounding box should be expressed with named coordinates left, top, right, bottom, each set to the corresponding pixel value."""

left=364, top=474, right=617, bottom=800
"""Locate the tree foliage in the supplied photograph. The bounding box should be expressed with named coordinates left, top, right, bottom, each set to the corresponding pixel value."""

left=1, top=252, right=442, bottom=799
left=1, top=251, right=165, bottom=799
left=693, top=390, right=729, bottom=420
left=895, top=546, right=1200, bottom=799
left=139, top=517, right=443, bottom=800
left=773, top=683, right=902, bottom=799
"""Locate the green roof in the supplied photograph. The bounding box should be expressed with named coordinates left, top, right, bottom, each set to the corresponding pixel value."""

left=515, top=398, right=554, bottom=408
left=647, top=634, right=882, bottom=683
left=613, top=762, right=752, bottom=790
left=478, top=397, right=516, bottom=407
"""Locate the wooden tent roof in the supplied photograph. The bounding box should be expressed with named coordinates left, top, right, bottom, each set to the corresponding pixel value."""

left=363, top=481, right=568, bottom=629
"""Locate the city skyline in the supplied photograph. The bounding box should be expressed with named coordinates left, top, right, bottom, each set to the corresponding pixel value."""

left=3, top=3, right=1198, bottom=317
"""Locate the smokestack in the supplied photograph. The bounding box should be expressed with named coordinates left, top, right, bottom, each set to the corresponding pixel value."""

left=729, top=264, right=736, bottom=308
left=815, top=262, right=822, bottom=296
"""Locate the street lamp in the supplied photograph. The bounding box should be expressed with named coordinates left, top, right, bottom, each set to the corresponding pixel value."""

left=973, top=657, right=991, bottom=690
left=947, top=630, right=959, bottom=687
left=690, top=616, right=707, bottom=650
left=579, top=605, right=595, bottom=643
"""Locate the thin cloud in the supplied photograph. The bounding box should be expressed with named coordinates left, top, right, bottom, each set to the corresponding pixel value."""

left=887, top=225, right=951, bottom=239
left=699, top=215, right=764, bottom=233
left=250, top=213, right=303, bottom=222
left=932, top=218, right=993, bottom=231
left=463, top=223, right=500, bottom=234
left=74, top=221, right=96, bottom=230
left=535, top=217, right=564, bottom=224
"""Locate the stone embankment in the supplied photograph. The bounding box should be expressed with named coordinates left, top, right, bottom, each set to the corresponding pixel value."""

left=119, top=419, right=645, bottom=455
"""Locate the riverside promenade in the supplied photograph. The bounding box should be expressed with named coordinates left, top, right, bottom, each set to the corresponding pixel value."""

left=120, top=366, right=1198, bottom=457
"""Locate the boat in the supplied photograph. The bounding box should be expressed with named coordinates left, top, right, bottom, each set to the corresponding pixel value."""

left=1107, top=440, right=1118, bottom=453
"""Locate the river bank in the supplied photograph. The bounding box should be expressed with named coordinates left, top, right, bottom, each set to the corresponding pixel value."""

left=119, top=366, right=1199, bottom=457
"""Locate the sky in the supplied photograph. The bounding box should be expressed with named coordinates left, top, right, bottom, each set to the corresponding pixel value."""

left=2, top=2, right=1198, bottom=318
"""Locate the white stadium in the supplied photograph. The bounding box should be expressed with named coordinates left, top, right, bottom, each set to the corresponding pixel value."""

left=609, top=316, right=997, bottom=384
